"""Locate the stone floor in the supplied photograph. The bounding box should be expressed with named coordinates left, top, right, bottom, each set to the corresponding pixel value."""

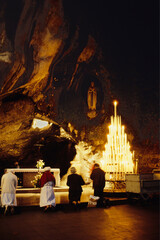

left=0, top=185, right=159, bottom=240
left=0, top=203, right=159, bottom=240
left=0, top=185, right=127, bottom=206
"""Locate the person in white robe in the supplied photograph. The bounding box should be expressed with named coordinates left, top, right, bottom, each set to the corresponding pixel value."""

left=40, top=167, right=56, bottom=211
left=1, top=169, right=18, bottom=215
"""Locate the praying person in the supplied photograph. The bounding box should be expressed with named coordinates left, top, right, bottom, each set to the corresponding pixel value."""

left=67, top=167, right=85, bottom=205
left=90, top=163, right=106, bottom=207
left=40, top=167, right=56, bottom=212
left=1, top=169, right=18, bottom=215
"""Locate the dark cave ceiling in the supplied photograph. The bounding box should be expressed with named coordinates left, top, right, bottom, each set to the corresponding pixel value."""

left=0, top=0, right=159, bottom=170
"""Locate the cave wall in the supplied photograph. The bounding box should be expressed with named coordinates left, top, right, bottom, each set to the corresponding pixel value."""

left=0, top=0, right=111, bottom=121
left=0, top=0, right=158, bottom=175
left=0, top=0, right=112, bottom=170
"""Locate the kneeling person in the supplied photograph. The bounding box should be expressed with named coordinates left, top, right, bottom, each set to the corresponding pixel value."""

left=1, top=169, right=18, bottom=215
left=40, top=167, right=56, bottom=211
left=67, top=167, right=85, bottom=205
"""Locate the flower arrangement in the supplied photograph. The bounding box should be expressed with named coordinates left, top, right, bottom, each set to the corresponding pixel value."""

left=36, top=159, right=45, bottom=169
left=31, top=159, right=45, bottom=188
left=31, top=172, right=42, bottom=188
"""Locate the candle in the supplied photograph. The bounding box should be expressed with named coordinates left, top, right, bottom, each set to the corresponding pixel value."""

left=101, top=100, right=134, bottom=181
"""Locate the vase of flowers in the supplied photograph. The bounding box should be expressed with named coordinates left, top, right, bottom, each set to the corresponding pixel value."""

left=31, top=159, right=45, bottom=188
left=36, top=159, right=45, bottom=170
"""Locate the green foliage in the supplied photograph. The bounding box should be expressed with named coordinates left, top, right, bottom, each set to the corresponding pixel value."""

left=31, top=172, right=42, bottom=188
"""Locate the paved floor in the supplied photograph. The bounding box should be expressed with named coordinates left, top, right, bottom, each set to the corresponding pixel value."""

left=0, top=186, right=127, bottom=206
left=0, top=203, right=159, bottom=240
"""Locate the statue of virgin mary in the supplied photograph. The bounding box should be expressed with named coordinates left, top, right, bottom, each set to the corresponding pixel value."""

left=87, top=81, right=97, bottom=111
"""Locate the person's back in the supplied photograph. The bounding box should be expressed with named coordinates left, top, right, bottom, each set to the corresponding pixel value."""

left=1, top=170, right=18, bottom=215
left=40, top=170, right=55, bottom=188
left=90, top=163, right=105, bottom=207
left=1, top=172, right=17, bottom=194
left=67, top=167, right=85, bottom=204
left=90, top=167, right=105, bottom=190
left=39, top=166, right=56, bottom=212
left=67, top=173, right=84, bottom=191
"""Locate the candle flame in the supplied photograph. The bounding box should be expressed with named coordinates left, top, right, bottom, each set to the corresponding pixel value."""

left=113, top=100, right=118, bottom=106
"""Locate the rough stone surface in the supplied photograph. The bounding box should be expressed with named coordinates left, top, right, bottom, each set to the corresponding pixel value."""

left=0, top=0, right=159, bottom=174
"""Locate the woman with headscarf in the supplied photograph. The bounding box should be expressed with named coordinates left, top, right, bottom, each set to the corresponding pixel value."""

left=67, top=167, right=85, bottom=205
left=40, top=167, right=56, bottom=211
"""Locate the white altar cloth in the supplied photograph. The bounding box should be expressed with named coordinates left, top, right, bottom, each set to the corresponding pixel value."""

left=6, top=168, right=60, bottom=187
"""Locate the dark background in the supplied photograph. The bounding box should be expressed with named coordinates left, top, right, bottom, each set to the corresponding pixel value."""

left=63, top=0, right=159, bottom=144
left=0, top=0, right=159, bottom=145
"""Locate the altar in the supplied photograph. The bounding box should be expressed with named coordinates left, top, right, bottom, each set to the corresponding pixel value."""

left=6, top=168, right=60, bottom=187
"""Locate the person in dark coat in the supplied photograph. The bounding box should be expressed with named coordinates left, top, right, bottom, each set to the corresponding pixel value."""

left=67, top=167, right=85, bottom=205
left=90, top=163, right=106, bottom=207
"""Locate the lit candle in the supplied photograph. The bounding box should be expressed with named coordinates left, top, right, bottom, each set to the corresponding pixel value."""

left=125, top=134, right=127, bottom=151
left=107, top=134, right=109, bottom=143
left=114, top=100, right=118, bottom=117
left=101, top=99, right=135, bottom=181
left=111, top=116, right=113, bottom=125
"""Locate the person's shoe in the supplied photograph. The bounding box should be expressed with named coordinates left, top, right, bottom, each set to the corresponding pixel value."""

left=4, top=206, right=8, bottom=216
left=44, top=207, right=48, bottom=212
left=10, top=207, right=15, bottom=215
left=44, top=206, right=50, bottom=212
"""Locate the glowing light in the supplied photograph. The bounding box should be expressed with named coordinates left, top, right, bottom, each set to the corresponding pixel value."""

left=32, top=118, right=52, bottom=129
left=113, top=100, right=118, bottom=117
left=61, top=141, right=101, bottom=185
left=113, top=100, right=118, bottom=106
left=61, top=100, right=135, bottom=185
left=60, top=127, right=71, bottom=139
left=101, top=101, right=135, bottom=180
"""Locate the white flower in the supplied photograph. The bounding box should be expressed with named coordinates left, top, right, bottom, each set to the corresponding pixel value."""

left=36, top=159, right=45, bottom=169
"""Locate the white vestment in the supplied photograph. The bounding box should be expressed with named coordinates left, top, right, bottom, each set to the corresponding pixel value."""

left=40, top=181, right=56, bottom=207
left=1, top=172, right=18, bottom=207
